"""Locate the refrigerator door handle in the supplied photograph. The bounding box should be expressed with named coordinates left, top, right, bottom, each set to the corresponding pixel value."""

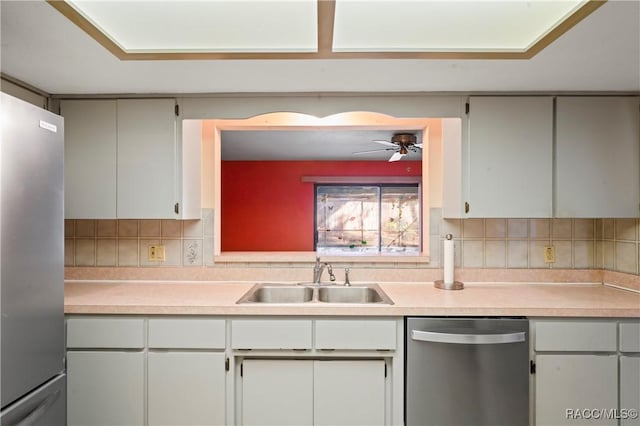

left=12, top=389, right=62, bottom=426
left=411, top=330, right=526, bottom=345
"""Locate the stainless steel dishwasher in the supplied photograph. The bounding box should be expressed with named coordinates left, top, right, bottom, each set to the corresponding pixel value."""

left=405, top=317, right=529, bottom=426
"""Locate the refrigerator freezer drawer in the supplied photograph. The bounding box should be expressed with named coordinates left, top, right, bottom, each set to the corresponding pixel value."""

left=0, top=374, right=66, bottom=426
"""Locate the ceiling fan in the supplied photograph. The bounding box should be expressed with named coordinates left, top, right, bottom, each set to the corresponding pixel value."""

left=353, top=133, right=422, bottom=162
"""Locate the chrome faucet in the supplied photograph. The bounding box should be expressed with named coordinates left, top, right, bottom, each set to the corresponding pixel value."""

left=313, top=257, right=335, bottom=284
left=344, top=267, right=351, bottom=286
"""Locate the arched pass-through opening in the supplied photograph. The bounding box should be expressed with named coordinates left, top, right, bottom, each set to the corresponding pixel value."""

left=190, top=111, right=458, bottom=264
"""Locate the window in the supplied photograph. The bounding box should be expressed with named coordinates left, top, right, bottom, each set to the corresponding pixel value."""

left=315, top=184, right=420, bottom=255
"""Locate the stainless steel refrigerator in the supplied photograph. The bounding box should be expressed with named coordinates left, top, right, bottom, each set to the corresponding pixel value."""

left=1, top=93, right=66, bottom=425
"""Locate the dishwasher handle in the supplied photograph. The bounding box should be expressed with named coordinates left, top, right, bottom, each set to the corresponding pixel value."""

left=411, top=329, right=526, bottom=345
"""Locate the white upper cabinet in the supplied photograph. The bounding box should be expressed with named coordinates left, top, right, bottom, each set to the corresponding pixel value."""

left=116, top=99, right=177, bottom=218
left=465, top=96, right=553, bottom=217
left=61, top=100, right=117, bottom=219
left=555, top=96, right=640, bottom=218
left=62, top=98, right=201, bottom=219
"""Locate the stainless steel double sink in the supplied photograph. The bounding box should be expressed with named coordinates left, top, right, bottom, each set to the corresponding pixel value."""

left=236, top=283, right=393, bottom=305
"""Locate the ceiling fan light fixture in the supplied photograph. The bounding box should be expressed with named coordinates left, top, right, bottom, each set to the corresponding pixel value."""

left=391, top=133, right=417, bottom=145
left=353, top=131, right=421, bottom=162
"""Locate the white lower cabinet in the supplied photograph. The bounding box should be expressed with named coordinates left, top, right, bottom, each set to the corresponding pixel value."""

left=234, top=318, right=400, bottom=426
left=620, top=356, right=640, bottom=426
left=66, top=317, right=227, bottom=426
left=66, top=317, right=145, bottom=426
left=314, top=360, right=386, bottom=426
left=148, top=352, right=226, bottom=426
left=241, top=359, right=314, bottom=426
left=67, top=351, right=144, bottom=426
left=533, top=319, right=640, bottom=426
left=147, top=318, right=227, bottom=425
left=66, top=316, right=402, bottom=426
left=240, top=359, right=386, bottom=426
left=620, top=322, right=640, bottom=426
left=535, top=354, right=618, bottom=426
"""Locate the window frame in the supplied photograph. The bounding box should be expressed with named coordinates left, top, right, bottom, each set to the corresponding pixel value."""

left=314, top=183, right=422, bottom=255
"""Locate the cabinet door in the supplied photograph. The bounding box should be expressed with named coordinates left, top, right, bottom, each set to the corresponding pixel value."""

left=314, top=360, right=386, bottom=426
left=620, top=356, right=640, bottom=426
left=61, top=100, right=117, bottom=218
left=241, top=359, right=313, bottom=426
left=67, top=351, right=144, bottom=426
left=535, top=354, right=617, bottom=426
left=116, top=98, right=177, bottom=218
left=148, top=352, right=226, bottom=426
left=556, top=97, right=640, bottom=217
left=467, top=97, right=553, bottom=217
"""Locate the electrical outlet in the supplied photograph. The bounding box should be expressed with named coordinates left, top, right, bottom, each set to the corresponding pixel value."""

left=543, top=246, right=555, bottom=263
left=148, top=245, right=165, bottom=261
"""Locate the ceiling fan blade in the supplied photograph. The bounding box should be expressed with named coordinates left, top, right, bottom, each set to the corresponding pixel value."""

left=414, top=143, right=423, bottom=148
left=372, top=140, right=397, bottom=147
left=388, top=152, right=406, bottom=162
left=352, top=148, right=395, bottom=155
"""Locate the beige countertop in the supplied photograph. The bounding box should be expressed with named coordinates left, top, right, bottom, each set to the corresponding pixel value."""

left=65, top=280, right=640, bottom=317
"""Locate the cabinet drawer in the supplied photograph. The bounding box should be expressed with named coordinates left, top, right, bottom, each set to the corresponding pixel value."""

left=148, top=319, right=225, bottom=349
left=535, top=320, right=616, bottom=352
left=620, top=322, right=640, bottom=353
left=231, top=320, right=312, bottom=350
left=67, top=318, right=144, bottom=349
left=315, top=320, right=397, bottom=350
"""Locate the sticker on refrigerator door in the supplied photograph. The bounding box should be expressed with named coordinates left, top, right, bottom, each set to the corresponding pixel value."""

left=39, top=120, right=57, bottom=133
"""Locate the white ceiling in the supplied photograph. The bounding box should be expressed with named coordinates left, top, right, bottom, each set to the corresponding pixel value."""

left=221, top=130, right=423, bottom=161
left=1, top=0, right=639, bottom=95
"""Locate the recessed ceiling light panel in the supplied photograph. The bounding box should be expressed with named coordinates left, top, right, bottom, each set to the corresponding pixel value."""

left=67, top=0, right=318, bottom=53
left=50, top=0, right=603, bottom=59
left=333, top=0, right=588, bottom=52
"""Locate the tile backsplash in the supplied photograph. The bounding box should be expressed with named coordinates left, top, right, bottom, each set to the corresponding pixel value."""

left=65, top=208, right=639, bottom=276
left=602, top=218, right=639, bottom=275
left=65, top=209, right=214, bottom=268
left=431, top=211, right=638, bottom=275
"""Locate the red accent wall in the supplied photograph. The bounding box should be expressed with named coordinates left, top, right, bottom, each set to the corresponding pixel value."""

left=221, top=161, right=422, bottom=251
